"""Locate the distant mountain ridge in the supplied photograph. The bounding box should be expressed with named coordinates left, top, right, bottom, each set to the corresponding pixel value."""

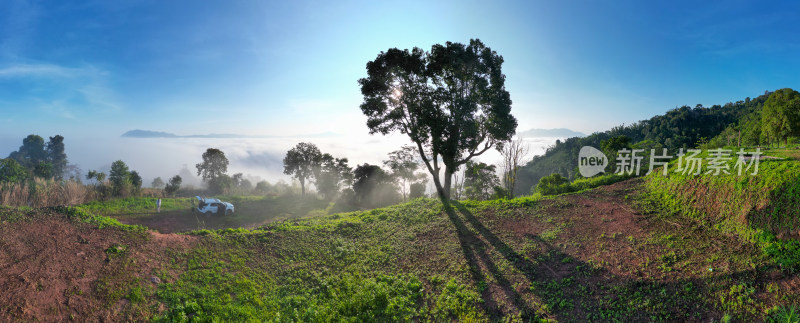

left=122, top=130, right=179, bottom=138
left=121, top=130, right=339, bottom=139
left=519, top=128, right=585, bottom=138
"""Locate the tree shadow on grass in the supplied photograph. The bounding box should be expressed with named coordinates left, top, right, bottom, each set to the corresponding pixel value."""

left=444, top=202, right=536, bottom=319
left=446, top=201, right=771, bottom=321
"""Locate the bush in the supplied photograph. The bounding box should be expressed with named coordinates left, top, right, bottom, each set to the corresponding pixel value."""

left=535, top=173, right=570, bottom=195
left=535, top=173, right=628, bottom=196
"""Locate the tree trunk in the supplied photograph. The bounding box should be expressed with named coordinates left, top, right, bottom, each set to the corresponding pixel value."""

left=442, top=166, right=453, bottom=200
left=429, top=168, right=451, bottom=207
left=299, top=178, right=306, bottom=196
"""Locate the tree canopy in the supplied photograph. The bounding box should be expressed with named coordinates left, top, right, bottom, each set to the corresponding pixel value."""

left=109, top=160, right=130, bottom=195
left=463, top=161, right=500, bottom=201
left=359, top=39, right=516, bottom=204
left=196, top=148, right=231, bottom=194
left=314, top=153, right=353, bottom=200
left=0, top=158, right=27, bottom=183
left=151, top=177, right=165, bottom=189
left=352, top=163, right=399, bottom=208
left=383, top=145, right=426, bottom=201
left=283, top=142, right=322, bottom=196
left=6, top=134, right=68, bottom=180
left=46, top=135, right=67, bottom=180
left=165, top=175, right=182, bottom=196
left=761, top=88, right=800, bottom=146
left=196, top=148, right=229, bottom=181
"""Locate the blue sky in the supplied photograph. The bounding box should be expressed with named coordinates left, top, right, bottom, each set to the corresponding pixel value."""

left=1, top=0, right=799, bottom=180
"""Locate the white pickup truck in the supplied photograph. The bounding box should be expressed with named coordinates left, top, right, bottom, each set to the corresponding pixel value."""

left=195, top=196, right=235, bottom=215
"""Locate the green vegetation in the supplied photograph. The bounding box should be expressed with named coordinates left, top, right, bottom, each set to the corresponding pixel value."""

left=283, top=142, right=324, bottom=196
left=762, top=88, right=800, bottom=146
left=644, top=157, right=800, bottom=271
left=517, top=91, right=773, bottom=194
left=359, top=39, right=516, bottom=203
left=4, top=175, right=800, bottom=321
left=535, top=173, right=629, bottom=196
left=153, top=198, right=489, bottom=321
left=77, top=196, right=193, bottom=216
left=196, top=148, right=232, bottom=194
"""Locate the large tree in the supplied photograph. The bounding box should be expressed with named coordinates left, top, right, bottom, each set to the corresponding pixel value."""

left=282, top=142, right=322, bottom=196
left=196, top=148, right=229, bottom=181
left=359, top=39, right=516, bottom=204
left=761, top=88, right=800, bottom=146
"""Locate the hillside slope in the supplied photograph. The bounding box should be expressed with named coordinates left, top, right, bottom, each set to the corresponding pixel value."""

left=516, top=91, right=772, bottom=194
left=0, top=207, right=197, bottom=320
left=1, top=181, right=799, bottom=321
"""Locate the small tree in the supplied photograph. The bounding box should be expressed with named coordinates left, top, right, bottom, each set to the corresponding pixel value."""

left=165, top=175, right=182, bottom=196
left=463, top=161, right=500, bottom=200
left=352, top=163, right=399, bottom=208
left=109, top=160, right=130, bottom=196
left=255, top=180, right=272, bottom=194
left=383, top=145, right=424, bottom=202
left=0, top=158, right=27, bottom=183
left=151, top=177, right=165, bottom=189
left=409, top=182, right=426, bottom=199
left=130, top=171, right=143, bottom=194
left=535, top=173, right=569, bottom=195
left=87, top=170, right=106, bottom=184
left=196, top=148, right=230, bottom=194
left=283, top=142, right=322, bottom=196
left=231, top=173, right=253, bottom=193
left=500, top=137, right=529, bottom=198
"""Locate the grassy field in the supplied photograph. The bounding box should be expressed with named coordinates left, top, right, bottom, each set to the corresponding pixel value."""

left=3, top=175, right=800, bottom=321
left=78, top=195, right=331, bottom=233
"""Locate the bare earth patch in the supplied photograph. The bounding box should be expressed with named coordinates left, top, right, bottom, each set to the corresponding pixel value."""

left=0, top=211, right=197, bottom=321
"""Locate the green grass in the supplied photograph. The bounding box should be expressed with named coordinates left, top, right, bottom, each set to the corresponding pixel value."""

left=154, top=197, right=489, bottom=322
left=536, top=173, right=630, bottom=196
left=7, top=179, right=800, bottom=321
left=643, top=157, right=800, bottom=271
left=78, top=197, right=194, bottom=216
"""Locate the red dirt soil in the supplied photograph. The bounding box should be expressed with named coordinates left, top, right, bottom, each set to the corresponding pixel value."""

left=0, top=211, right=197, bottom=321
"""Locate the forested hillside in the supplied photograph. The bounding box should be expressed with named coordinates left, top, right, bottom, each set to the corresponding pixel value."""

left=515, top=91, right=774, bottom=195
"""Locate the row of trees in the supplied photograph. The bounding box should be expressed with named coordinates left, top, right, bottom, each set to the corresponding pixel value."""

left=281, top=139, right=526, bottom=208
left=282, top=142, right=429, bottom=208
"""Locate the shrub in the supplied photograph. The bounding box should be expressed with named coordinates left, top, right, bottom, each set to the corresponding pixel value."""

left=535, top=173, right=570, bottom=195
